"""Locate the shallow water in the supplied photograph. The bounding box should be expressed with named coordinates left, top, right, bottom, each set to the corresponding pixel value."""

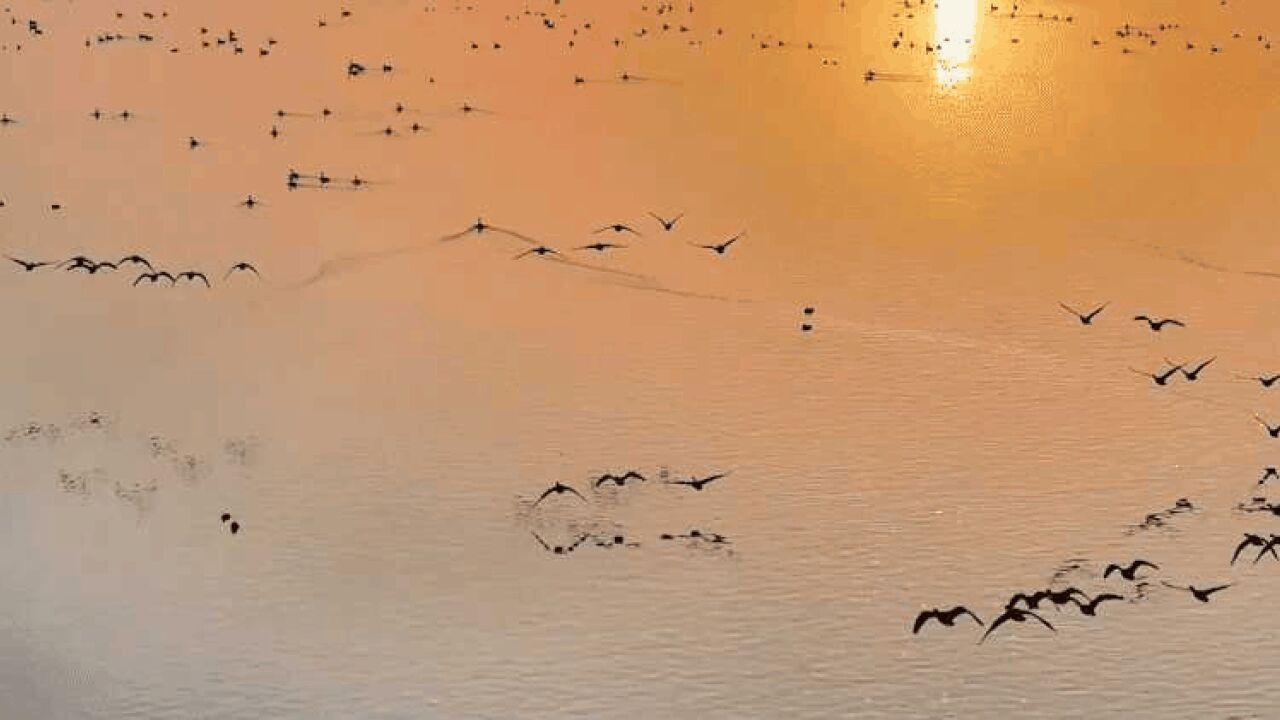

left=2, top=0, right=1279, bottom=717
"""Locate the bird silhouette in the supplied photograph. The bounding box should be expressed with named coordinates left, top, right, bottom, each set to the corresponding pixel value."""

left=1059, top=301, right=1108, bottom=325
left=1161, top=582, right=1230, bottom=602
left=515, top=246, right=559, bottom=259
left=220, top=512, right=232, bottom=523
left=1166, top=357, right=1215, bottom=381
left=667, top=472, right=728, bottom=491
left=118, top=255, right=153, bottom=271
left=1243, top=374, right=1280, bottom=388
left=1255, top=416, right=1280, bottom=438
left=1133, top=315, right=1184, bottom=331
left=6, top=255, right=51, bottom=271
left=1103, top=559, right=1159, bottom=580
left=133, top=271, right=176, bottom=286
left=594, top=223, right=640, bottom=236
left=1232, top=533, right=1270, bottom=564
left=694, top=233, right=742, bottom=255
left=1260, top=467, right=1279, bottom=485
left=648, top=212, right=684, bottom=231
left=239, top=195, right=261, bottom=209
left=577, top=242, right=626, bottom=252
left=225, top=262, right=261, bottom=279
left=1130, top=364, right=1183, bottom=386
left=1070, top=593, right=1125, bottom=616
left=176, top=271, right=211, bottom=287
left=1252, top=535, right=1280, bottom=564
left=531, top=531, right=590, bottom=554
left=593, top=470, right=647, bottom=487
left=533, top=482, right=586, bottom=505
left=978, top=608, right=1055, bottom=644
left=912, top=606, right=983, bottom=634
left=67, top=260, right=116, bottom=274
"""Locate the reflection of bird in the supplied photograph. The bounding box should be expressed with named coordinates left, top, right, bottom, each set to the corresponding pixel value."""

left=1059, top=301, right=1108, bottom=325
left=1161, top=582, right=1230, bottom=603
left=593, top=470, right=646, bottom=488
left=1103, top=559, right=1159, bottom=580
left=1070, top=593, right=1124, bottom=616
left=534, top=482, right=586, bottom=506
left=648, top=212, right=684, bottom=231
left=912, top=606, right=983, bottom=634
left=6, top=255, right=51, bottom=271
left=667, top=472, right=728, bottom=491
left=1133, top=315, right=1184, bottom=331
left=978, top=608, right=1055, bottom=644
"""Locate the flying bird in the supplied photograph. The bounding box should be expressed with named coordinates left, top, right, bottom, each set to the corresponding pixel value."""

left=1103, top=559, right=1159, bottom=581
left=1252, top=535, right=1280, bottom=564
left=176, top=271, right=211, bottom=287
left=6, top=255, right=51, bottom=271
left=593, top=471, right=647, bottom=488
left=531, top=531, right=590, bottom=555
left=533, top=482, right=586, bottom=506
left=515, top=246, right=559, bottom=259
left=1232, top=533, right=1270, bottom=564
left=978, top=608, right=1055, bottom=644
left=1133, top=315, right=1184, bottom=331
left=1059, top=301, right=1108, bottom=325
left=594, top=223, right=640, bottom=236
left=667, top=472, right=728, bottom=491
left=1161, top=582, right=1230, bottom=603
left=1166, top=357, right=1215, bottom=381
left=225, top=262, right=261, bottom=279
left=1256, top=416, right=1280, bottom=438
left=118, top=255, right=154, bottom=271
left=133, top=271, right=176, bottom=286
left=912, top=606, right=983, bottom=634
left=1070, top=593, right=1125, bottom=616
left=648, top=212, right=684, bottom=231
left=1130, top=364, right=1183, bottom=386
left=577, top=242, right=625, bottom=252
left=694, top=233, right=743, bottom=255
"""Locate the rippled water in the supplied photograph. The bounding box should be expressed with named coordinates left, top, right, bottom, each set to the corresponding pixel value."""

left=2, top=0, right=1279, bottom=717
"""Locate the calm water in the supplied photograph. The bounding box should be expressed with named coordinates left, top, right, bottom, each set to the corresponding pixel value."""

left=2, top=0, right=1279, bottom=717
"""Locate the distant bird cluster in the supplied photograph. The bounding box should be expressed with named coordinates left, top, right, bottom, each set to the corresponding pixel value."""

left=6, top=254, right=259, bottom=287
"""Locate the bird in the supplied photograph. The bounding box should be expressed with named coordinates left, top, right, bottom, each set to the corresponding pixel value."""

left=6, top=255, right=51, bottom=271
left=224, top=262, right=261, bottom=279
left=1167, top=356, right=1215, bottom=381
left=577, top=242, right=625, bottom=252
left=1005, top=590, right=1051, bottom=610
left=593, top=471, right=647, bottom=487
left=1232, top=533, right=1270, bottom=564
left=67, top=260, right=116, bottom=274
left=133, top=271, right=176, bottom=286
left=1161, top=582, right=1230, bottom=602
left=648, top=212, right=684, bottom=231
left=220, top=512, right=231, bottom=523
left=1260, top=467, right=1279, bottom=485
left=978, top=607, right=1055, bottom=644
left=667, top=472, right=728, bottom=491
left=1070, top=593, right=1125, bottom=616
left=531, top=531, right=590, bottom=555
left=594, top=223, right=640, bottom=236
left=911, top=606, right=983, bottom=634
left=1133, top=315, right=1185, bottom=331
left=1059, top=301, right=1108, bottom=325
left=515, top=246, right=559, bottom=259
left=239, top=195, right=261, bottom=209
left=1252, top=535, right=1280, bottom=564
left=1130, top=364, right=1184, bottom=386
left=1103, top=559, right=1159, bottom=580
left=533, top=482, right=586, bottom=505
left=1243, top=373, right=1280, bottom=388
left=229, top=521, right=240, bottom=534
left=1256, top=416, right=1280, bottom=438
left=118, top=254, right=153, bottom=271
left=694, top=233, right=742, bottom=255
left=176, top=271, right=211, bottom=287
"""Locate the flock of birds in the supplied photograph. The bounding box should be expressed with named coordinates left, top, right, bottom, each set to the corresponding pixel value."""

left=914, top=301, right=1280, bottom=643
left=6, top=253, right=259, bottom=287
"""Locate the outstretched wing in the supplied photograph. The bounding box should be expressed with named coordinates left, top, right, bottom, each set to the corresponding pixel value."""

left=1102, top=564, right=1120, bottom=579
left=1202, top=584, right=1231, bottom=596
left=1133, top=559, right=1159, bottom=571
left=1165, top=319, right=1186, bottom=327
left=1023, top=610, right=1056, bottom=632
left=530, top=531, right=551, bottom=551
left=1083, top=303, right=1109, bottom=320
left=1232, top=537, right=1255, bottom=564
left=563, top=485, right=586, bottom=502
left=1058, top=302, right=1082, bottom=318
left=978, top=612, right=1012, bottom=644
left=912, top=610, right=938, bottom=634
left=956, top=607, right=984, bottom=626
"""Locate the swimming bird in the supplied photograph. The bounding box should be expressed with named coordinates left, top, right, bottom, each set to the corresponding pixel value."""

left=1133, top=315, right=1184, bottom=331
left=648, top=212, right=684, bottom=231
left=1255, top=416, right=1280, bottom=438
left=224, top=262, right=261, bottom=279
left=593, top=470, right=647, bottom=487
left=133, top=271, right=176, bottom=286
left=1103, top=559, right=1159, bottom=580
left=1059, top=301, right=1108, bottom=325
left=695, top=233, right=743, bottom=255
left=667, top=472, right=728, bottom=491
left=1070, top=593, right=1124, bottom=616
left=176, top=271, right=211, bottom=287
left=515, top=246, right=559, bottom=259
left=912, top=606, right=983, bottom=634
left=978, top=608, right=1055, bottom=644
left=6, top=255, right=51, bottom=271
left=1161, top=582, right=1230, bottom=602
left=594, top=223, right=640, bottom=236
left=533, top=481, right=586, bottom=505
left=1167, top=357, right=1215, bottom=381
left=1130, top=364, right=1184, bottom=386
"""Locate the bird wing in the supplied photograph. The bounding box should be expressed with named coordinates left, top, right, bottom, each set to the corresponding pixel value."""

left=194, top=273, right=211, bottom=287
left=534, top=486, right=558, bottom=504
left=593, top=474, right=617, bottom=488
left=1093, top=594, right=1124, bottom=606
left=132, top=273, right=152, bottom=286
left=978, top=612, right=1012, bottom=644
left=912, top=611, right=938, bottom=634
left=1194, top=357, right=1216, bottom=373
left=698, top=473, right=728, bottom=485
left=957, top=608, right=984, bottom=626
left=1024, top=610, right=1056, bottom=631
left=564, top=485, right=586, bottom=501
left=530, top=531, right=551, bottom=551
left=1160, top=581, right=1187, bottom=592
left=1083, top=302, right=1109, bottom=319
left=1133, top=559, right=1159, bottom=571
left=1103, top=564, right=1120, bottom=578
left=1202, top=584, right=1231, bottom=596
left=1133, top=315, right=1151, bottom=322
left=1058, top=302, right=1082, bottom=317
left=1166, top=319, right=1186, bottom=327
left=1232, top=538, right=1254, bottom=564
left=513, top=248, right=538, bottom=259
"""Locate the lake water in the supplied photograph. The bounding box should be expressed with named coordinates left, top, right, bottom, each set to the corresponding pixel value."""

left=2, top=0, right=1279, bottom=717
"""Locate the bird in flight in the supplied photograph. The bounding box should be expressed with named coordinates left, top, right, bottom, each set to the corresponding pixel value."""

left=1255, top=416, right=1280, bottom=439
left=1133, top=315, right=1185, bottom=331
left=978, top=607, right=1055, bottom=644
left=439, top=218, right=541, bottom=246
left=594, top=223, right=640, bottom=236
left=1059, top=301, right=1108, bottom=325
left=1241, top=373, right=1280, bottom=388
left=577, top=242, right=625, bottom=252
left=239, top=195, right=261, bottom=209
left=533, top=482, right=586, bottom=506
left=649, top=212, right=684, bottom=231
left=133, top=271, right=176, bottom=286
left=593, top=470, right=647, bottom=488
left=118, top=255, right=153, bottom=271
left=176, top=271, right=211, bottom=287
left=1166, top=357, right=1215, bottom=381
left=694, top=233, right=743, bottom=255
left=1252, top=535, right=1280, bottom=564
left=66, top=259, right=117, bottom=274
left=1260, top=467, right=1279, bottom=485
left=225, top=262, right=261, bottom=279
left=6, top=255, right=51, bottom=272
left=531, top=531, right=590, bottom=555
left=1161, top=582, right=1231, bottom=603
left=667, top=472, right=728, bottom=491
left=1070, top=593, right=1125, bottom=616
left=1130, top=364, right=1183, bottom=386
left=1103, top=559, right=1159, bottom=580
left=911, top=606, right=983, bottom=634
left=515, top=246, right=559, bottom=259
left=1230, top=533, right=1270, bottom=564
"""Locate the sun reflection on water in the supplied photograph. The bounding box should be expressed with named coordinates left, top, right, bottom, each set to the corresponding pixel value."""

left=934, top=0, right=979, bottom=86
